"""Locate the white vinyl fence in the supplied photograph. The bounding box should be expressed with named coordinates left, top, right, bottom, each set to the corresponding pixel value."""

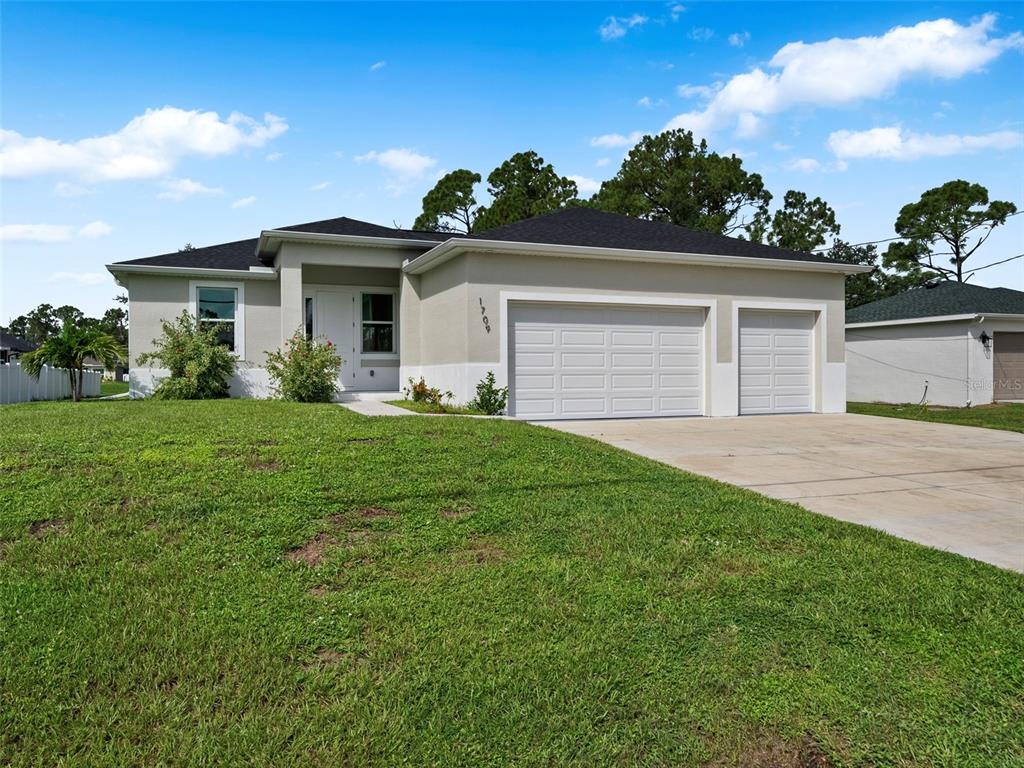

left=0, top=362, right=102, bottom=404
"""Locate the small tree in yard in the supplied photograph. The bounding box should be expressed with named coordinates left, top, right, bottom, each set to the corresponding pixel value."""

left=265, top=331, right=344, bottom=402
left=137, top=312, right=236, bottom=399
left=22, top=324, right=125, bottom=402
left=469, top=371, right=508, bottom=415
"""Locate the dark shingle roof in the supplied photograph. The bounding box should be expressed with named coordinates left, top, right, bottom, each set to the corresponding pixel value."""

left=1, top=330, right=37, bottom=353
left=469, top=207, right=838, bottom=263
left=112, top=216, right=447, bottom=271
left=846, top=281, right=1024, bottom=324
left=116, top=238, right=262, bottom=270
left=278, top=216, right=451, bottom=242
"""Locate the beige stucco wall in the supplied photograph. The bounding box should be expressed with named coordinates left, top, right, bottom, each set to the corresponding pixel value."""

left=410, top=251, right=847, bottom=366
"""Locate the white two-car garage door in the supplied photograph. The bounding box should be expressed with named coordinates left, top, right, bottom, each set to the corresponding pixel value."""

left=510, top=303, right=704, bottom=420
left=738, top=310, right=814, bottom=414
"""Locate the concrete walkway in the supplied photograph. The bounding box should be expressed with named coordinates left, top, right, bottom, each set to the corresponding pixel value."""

left=338, top=400, right=414, bottom=416
left=544, top=413, right=1024, bottom=572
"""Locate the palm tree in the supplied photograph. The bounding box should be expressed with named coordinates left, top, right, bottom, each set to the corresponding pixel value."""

left=21, top=324, right=126, bottom=402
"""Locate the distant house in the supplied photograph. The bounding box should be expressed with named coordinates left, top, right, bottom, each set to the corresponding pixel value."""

left=0, top=331, right=37, bottom=364
left=846, top=282, right=1024, bottom=406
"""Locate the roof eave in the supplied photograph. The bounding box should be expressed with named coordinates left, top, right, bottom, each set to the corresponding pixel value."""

left=256, top=229, right=443, bottom=259
left=847, top=312, right=1024, bottom=329
left=106, top=263, right=279, bottom=282
left=402, top=237, right=873, bottom=275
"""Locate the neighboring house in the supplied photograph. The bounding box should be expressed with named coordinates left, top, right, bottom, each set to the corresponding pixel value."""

left=81, top=355, right=128, bottom=382
left=0, top=330, right=37, bottom=364
left=107, top=207, right=869, bottom=420
left=846, top=281, right=1024, bottom=407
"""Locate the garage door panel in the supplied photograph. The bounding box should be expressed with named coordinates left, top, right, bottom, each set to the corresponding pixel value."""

left=739, top=310, right=814, bottom=415
left=612, top=352, right=655, bottom=367
left=993, top=332, right=1024, bottom=400
left=562, top=329, right=605, bottom=346
left=511, top=303, right=704, bottom=420
left=561, top=397, right=608, bottom=416
left=612, top=373, right=655, bottom=389
left=515, top=374, right=555, bottom=390
left=561, top=352, right=606, bottom=368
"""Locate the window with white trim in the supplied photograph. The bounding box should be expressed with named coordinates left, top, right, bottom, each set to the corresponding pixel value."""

left=361, top=293, right=394, bottom=353
left=196, top=286, right=239, bottom=353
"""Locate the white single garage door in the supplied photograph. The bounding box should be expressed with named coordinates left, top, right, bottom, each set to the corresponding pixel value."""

left=509, top=303, right=704, bottom=420
left=739, top=310, right=814, bottom=414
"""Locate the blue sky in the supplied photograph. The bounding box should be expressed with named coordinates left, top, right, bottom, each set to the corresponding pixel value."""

left=2, top=1, right=1022, bottom=322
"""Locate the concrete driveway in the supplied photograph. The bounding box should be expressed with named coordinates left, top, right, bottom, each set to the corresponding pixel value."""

left=545, top=413, right=1024, bottom=572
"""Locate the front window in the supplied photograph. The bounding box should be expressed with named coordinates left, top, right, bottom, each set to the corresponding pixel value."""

left=361, top=293, right=394, bottom=353
left=197, top=286, right=237, bottom=352
left=304, top=297, right=314, bottom=340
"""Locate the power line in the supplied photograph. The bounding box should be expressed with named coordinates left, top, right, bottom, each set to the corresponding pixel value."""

left=810, top=209, right=1024, bottom=253
left=964, top=252, right=1024, bottom=275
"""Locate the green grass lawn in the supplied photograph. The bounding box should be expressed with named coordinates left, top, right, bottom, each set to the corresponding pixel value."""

left=1, top=401, right=1022, bottom=766
left=98, top=380, right=130, bottom=397
left=386, top=398, right=486, bottom=415
left=849, top=401, right=1024, bottom=433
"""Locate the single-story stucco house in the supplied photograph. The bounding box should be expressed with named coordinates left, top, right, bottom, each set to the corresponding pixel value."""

left=846, top=281, right=1024, bottom=407
left=107, top=207, right=871, bottom=420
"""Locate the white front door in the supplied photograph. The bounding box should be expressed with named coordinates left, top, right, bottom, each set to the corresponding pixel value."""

left=509, top=303, right=705, bottom=420
left=738, top=310, right=814, bottom=414
left=314, top=289, right=356, bottom=390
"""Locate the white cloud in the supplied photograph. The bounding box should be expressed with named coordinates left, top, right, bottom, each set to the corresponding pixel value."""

left=637, top=96, right=666, bottom=108
left=676, top=82, right=720, bottom=100
left=78, top=220, right=112, bottom=238
left=670, top=5, right=686, bottom=22
left=827, top=126, right=1024, bottom=160
left=50, top=271, right=108, bottom=286
left=666, top=15, right=1023, bottom=137
left=265, top=152, right=284, bottom=162
left=590, top=131, right=644, bottom=149
left=599, top=14, right=648, bottom=41
left=0, top=106, right=287, bottom=180
left=728, top=31, right=751, bottom=47
left=157, top=177, right=223, bottom=201
left=232, top=195, right=257, bottom=208
left=54, top=181, right=94, bottom=197
left=0, top=220, right=112, bottom=242
left=0, top=224, right=73, bottom=242
left=771, top=141, right=793, bottom=151
left=689, top=27, right=715, bottom=42
left=370, top=60, right=387, bottom=72
left=568, top=175, right=602, bottom=196
left=310, top=181, right=332, bottom=191
left=784, top=157, right=823, bottom=173
left=595, top=157, right=611, bottom=167
left=355, top=147, right=438, bottom=195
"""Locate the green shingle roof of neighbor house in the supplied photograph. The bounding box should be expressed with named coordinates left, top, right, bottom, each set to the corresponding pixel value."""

left=846, top=281, right=1024, bottom=324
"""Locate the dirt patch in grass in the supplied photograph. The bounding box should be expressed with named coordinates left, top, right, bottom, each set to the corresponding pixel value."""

left=29, top=518, right=66, bottom=538
left=307, top=585, right=329, bottom=598
left=355, top=507, right=396, bottom=519
left=287, top=532, right=337, bottom=567
left=463, top=536, right=506, bottom=565
left=246, top=456, right=282, bottom=472
left=439, top=504, right=475, bottom=520
left=706, top=733, right=834, bottom=768
left=343, top=437, right=379, bottom=445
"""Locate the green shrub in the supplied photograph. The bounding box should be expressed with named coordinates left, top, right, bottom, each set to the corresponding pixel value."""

left=137, top=312, right=235, bottom=399
left=265, top=331, right=344, bottom=402
left=404, top=377, right=454, bottom=412
left=469, top=371, right=508, bottom=415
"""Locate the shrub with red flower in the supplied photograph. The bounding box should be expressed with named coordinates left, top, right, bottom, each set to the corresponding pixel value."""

left=265, top=329, right=344, bottom=402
